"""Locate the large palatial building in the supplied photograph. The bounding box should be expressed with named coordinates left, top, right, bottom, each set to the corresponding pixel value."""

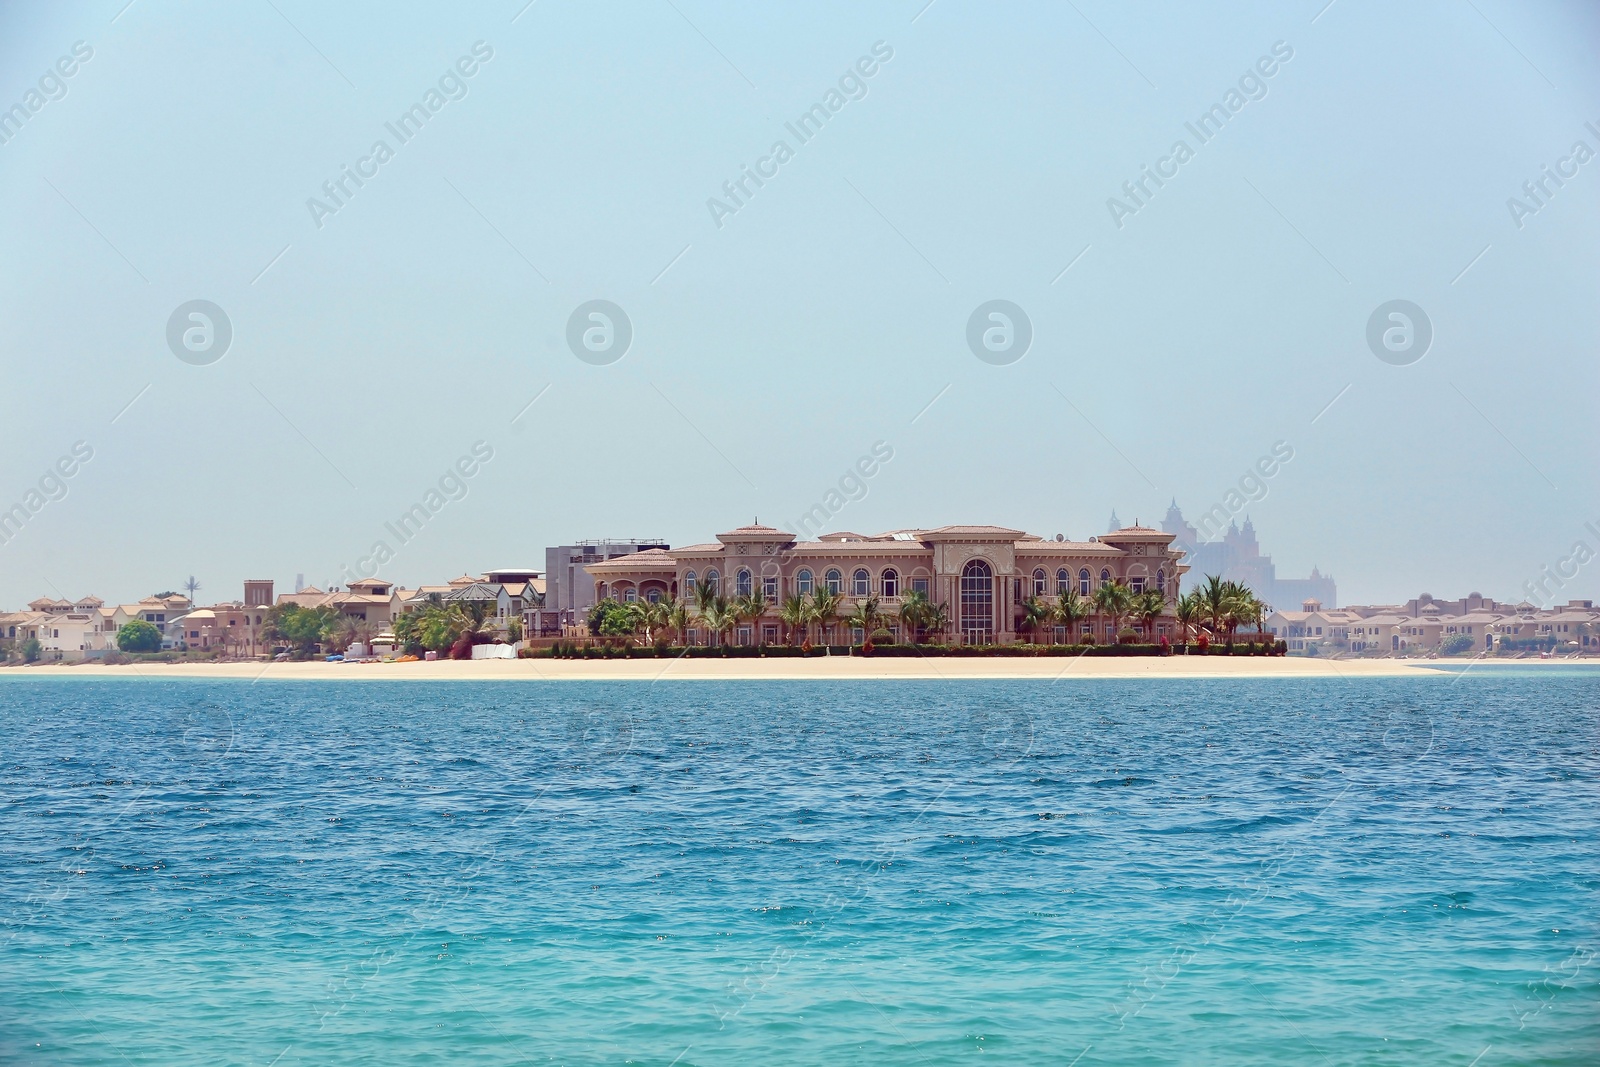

left=584, top=523, right=1187, bottom=645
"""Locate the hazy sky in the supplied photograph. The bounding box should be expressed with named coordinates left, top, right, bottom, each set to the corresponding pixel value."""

left=1, top=0, right=1596, bottom=608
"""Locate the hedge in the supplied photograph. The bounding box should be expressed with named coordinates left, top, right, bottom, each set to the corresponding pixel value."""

left=524, top=641, right=1287, bottom=659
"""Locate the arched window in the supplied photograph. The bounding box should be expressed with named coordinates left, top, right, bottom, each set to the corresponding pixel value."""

left=647, top=589, right=662, bottom=603
left=684, top=570, right=697, bottom=591
left=736, top=569, right=753, bottom=597
left=623, top=587, right=637, bottom=602
left=1056, top=568, right=1069, bottom=593
left=796, top=569, right=813, bottom=595
left=1032, top=568, right=1047, bottom=597
left=1100, top=569, right=1111, bottom=586
left=825, top=569, right=842, bottom=594
left=1157, top=569, right=1165, bottom=592
left=1079, top=569, right=1091, bottom=595
left=959, top=559, right=994, bottom=642
left=881, top=568, right=899, bottom=598
left=852, top=568, right=870, bottom=596
left=705, top=569, right=720, bottom=592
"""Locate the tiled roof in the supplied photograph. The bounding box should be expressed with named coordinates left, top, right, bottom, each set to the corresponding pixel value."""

left=922, top=524, right=1031, bottom=538
left=1015, top=540, right=1122, bottom=554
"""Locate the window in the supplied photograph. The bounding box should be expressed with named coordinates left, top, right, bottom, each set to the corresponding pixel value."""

left=825, top=569, right=842, bottom=594
left=705, top=569, right=720, bottom=592
left=1157, top=569, right=1165, bottom=592
left=1033, top=569, right=1047, bottom=596
left=959, top=559, right=994, bottom=642
left=623, top=587, right=637, bottom=602
left=796, top=569, right=813, bottom=595
left=647, top=589, right=662, bottom=603
left=1079, top=569, right=1091, bottom=596
left=882, top=568, right=899, bottom=597
left=911, top=577, right=930, bottom=596
left=1130, top=577, right=1145, bottom=594
left=1100, top=569, right=1111, bottom=586
left=762, top=575, right=778, bottom=598
left=1056, top=568, right=1069, bottom=594
left=684, top=569, right=697, bottom=590
left=852, top=569, right=870, bottom=596
left=736, top=569, right=753, bottom=597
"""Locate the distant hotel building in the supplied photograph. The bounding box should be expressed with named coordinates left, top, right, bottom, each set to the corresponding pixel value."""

left=585, top=523, right=1186, bottom=645
left=1160, top=501, right=1336, bottom=609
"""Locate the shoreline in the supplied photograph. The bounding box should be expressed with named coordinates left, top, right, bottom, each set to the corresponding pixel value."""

left=0, top=657, right=1480, bottom=681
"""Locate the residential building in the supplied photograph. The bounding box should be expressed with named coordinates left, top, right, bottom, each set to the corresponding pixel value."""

left=584, top=523, right=1186, bottom=645
left=400, top=570, right=544, bottom=640
left=542, top=540, right=668, bottom=634
left=1263, top=599, right=1364, bottom=654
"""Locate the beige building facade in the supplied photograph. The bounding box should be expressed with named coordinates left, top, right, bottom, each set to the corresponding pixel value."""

left=585, top=523, right=1187, bottom=645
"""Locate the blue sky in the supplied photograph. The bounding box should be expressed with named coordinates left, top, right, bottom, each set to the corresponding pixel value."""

left=0, top=0, right=1596, bottom=608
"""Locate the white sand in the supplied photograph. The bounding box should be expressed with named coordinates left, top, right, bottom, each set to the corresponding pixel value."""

left=4, top=656, right=1451, bottom=681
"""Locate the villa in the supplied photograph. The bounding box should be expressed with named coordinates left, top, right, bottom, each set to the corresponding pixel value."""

left=583, top=522, right=1188, bottom=645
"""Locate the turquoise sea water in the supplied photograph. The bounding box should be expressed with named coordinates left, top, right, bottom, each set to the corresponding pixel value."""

left=1, top=676, right=1596, bottom=1065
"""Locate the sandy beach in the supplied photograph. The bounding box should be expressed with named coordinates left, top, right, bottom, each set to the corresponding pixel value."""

left=0, top=656, right=1461, bottom=682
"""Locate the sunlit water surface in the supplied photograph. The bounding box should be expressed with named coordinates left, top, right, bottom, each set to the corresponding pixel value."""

left=2, top=675, right=1596, bottom=1065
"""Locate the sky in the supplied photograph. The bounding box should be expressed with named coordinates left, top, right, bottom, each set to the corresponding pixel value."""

left=0, top=0, right=1596, bottom=609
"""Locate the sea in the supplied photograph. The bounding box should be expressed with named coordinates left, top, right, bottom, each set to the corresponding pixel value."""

left=1, top=670, right=1596, bottom=1065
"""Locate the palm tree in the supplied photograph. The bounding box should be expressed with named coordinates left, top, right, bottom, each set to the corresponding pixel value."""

left=1217, top=580, right=1253, bottom=641
left=1054, top=586, right=1089, bottom=644
left=806, top=585, right=843, bottom=646
left=690, top=579, right=722, bottom=646
left=922, top=599, right=951, bottom=645
left=1196, top=575, right=1228, bottom=643
left=778, top=593, right=808, bottom=646
left=1133, top=589, right=1166, bottom=641
left=1094, top=579, right=1134, bottom=639
left=734, top=590, right=768, bottom=646
left=1174, top=591, right=1201, bottom=646
left=898, top=589, right=929, bottom=643
left=692, top=585, right=734, bottom=648
left=1232, top=589, right=1267, bottom=642
left=844, top=595, right=883, bottom=645
left=704, top=595, right=737, bottom=647
left=1018, top=595, right=1051, bottom=644
left=663, top=598, right=690, bottom=646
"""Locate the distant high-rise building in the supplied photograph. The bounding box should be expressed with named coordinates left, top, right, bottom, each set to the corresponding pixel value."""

left=1106, top=510, right=1121, bottom=534
left=294, top=573, right=305, bottom=593
left=1160, top=500, right=1336, bottom=609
